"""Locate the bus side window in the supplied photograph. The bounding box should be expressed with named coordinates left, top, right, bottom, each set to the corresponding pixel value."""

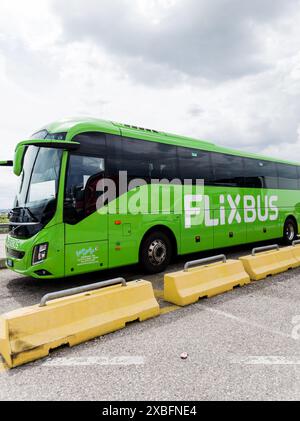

left=177, top=147, right=213, bottom=184
left=211, top=153, right=244, bottom=187
left=244, top=158, right=278, bottom=189
left=107, top=135, right=178, bottom=182
left=123, top=137, right=178, bottom=180
left=72, top=132, right=106, bottom=157
left=106, top=135, right=123, bottom=184
left=258, top=160, right=278, bottom=189
left=244, top=158, right=263, bottom=188
left=277, top=163, right=298, bottom=190
left=64, top=155, right=105, bottom=224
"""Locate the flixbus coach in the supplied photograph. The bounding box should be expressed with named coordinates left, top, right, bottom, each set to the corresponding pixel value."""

left=1, top=117, right=300, bottom=279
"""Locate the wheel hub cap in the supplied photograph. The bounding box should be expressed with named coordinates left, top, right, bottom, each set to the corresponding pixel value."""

left=286, top=223, right=295, bottom=241
left=148, top=240, right=167, bottom=266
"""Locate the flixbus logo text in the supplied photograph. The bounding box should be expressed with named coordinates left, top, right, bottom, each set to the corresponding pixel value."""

left=184, top=194, right=279, bottom=229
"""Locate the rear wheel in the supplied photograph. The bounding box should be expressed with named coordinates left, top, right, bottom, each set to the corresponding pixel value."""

left=140, top=231, right=172, bottom=274
left=283, top=218, right=298, bottom=245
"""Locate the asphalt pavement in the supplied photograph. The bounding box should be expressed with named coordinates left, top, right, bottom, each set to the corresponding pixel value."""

left=0, top=234, right=6, bottom=268
left=0, top=245, right=300, bottom=401
left=0, top=234, right=6, bottom=258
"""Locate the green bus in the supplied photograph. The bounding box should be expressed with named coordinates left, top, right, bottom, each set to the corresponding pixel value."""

left=1, top=117, right=300, bottom=279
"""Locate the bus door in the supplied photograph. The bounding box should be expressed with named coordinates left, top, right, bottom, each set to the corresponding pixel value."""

left=178, top=147, right=214, bottom=255
left=210, top=153, right=247, bottom=248
left=64, top=153, right=108, bottom=276
left=181, top=188, right=214, bottom=254
left=243, top=159, right=281, bottom=242
left=211, top=187, right=247, bottom=248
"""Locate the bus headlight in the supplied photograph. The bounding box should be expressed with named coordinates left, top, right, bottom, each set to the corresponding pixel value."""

left=32, top=243, right=48, bottom=265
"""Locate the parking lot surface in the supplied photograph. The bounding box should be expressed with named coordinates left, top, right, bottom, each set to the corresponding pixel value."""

left=0, top=234, right=5, bottom=260
left=0, top=245, right=300, bottom=401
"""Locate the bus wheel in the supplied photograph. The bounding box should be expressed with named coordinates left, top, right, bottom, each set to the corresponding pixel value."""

left=283, top=218, right=298, bottom=245
left=140, top=231, right=172, bottom=274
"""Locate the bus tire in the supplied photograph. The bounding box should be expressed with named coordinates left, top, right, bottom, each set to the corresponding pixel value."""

left=140, top=231, right=172, bottom=274
left=283, top=218, right=298, bottom=245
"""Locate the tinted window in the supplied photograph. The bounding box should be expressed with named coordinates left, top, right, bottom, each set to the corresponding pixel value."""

left=243, top=158, right=263, bottom=188
left=30, top=130, right=48, bottom=140
left=45, top=132, right=67, bottom=140
left=277, top=163, right=298, bottom=190
left=30, top=130, right=67, bottom=140
left=28, top=148, right=63, bottom=204
left=178, top=147, right=213, bottom=183
left=106, top=135, right=123, bottom=185
left=72, top=132, right=106, bottom=157
left=64, top=155, right=105, bottom=223
left=211, top=153, right=244, bottom=187
left=107, top=136, right=178, bottom=180
left=297, top=167, right=300, bottom=188
left=244, top=158, right=278, bottom=189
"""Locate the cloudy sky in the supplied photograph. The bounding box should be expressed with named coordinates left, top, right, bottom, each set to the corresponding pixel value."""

left=1, top=0, right=300, bottom=208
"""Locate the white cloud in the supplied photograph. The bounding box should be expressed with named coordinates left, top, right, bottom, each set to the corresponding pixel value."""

left=54, top=0, right=299, bottom=81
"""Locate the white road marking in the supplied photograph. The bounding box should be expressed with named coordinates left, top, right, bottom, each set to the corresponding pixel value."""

left=230, top=356, right=300, bottom=365
left=202, top=306, right=293, bottom=339
left=42, top=356, right=145, bottom=367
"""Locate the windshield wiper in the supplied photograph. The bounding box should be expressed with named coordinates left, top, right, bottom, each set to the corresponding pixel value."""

left=8, top=221, right=40, bottom=226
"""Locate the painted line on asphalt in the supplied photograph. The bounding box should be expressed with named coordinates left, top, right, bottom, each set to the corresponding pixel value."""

left=154, top=291, right=296, bottom=341
left=230, top=356, right=300, bottom=365
left=0, top=285, right=291, bottom=373
left=202, top=306, right=293, bottom=339
left=154, top=289, right=181, bottom=315
left=42, top=356, right=145, bottom=367
left=154, top=289, right=165, bottom=299
left=160, top=305, right=180, bottom=315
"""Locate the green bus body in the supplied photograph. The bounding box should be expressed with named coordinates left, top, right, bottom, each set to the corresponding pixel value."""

left=4, top=117, right=300, bottom=279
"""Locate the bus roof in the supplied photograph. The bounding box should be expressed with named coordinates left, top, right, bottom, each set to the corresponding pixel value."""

left=43, top=117, right=299, bottom=167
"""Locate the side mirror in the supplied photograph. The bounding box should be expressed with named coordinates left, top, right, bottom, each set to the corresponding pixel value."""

left=13, top=139, right=80, bottom=176
left=14, top=145, right=26, bottom=176
left=0, top=161, right=13, bottom=167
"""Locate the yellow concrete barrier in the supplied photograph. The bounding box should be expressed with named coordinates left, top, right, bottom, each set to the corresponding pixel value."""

left=164, top=255, right=250, bottom=306
left=277, top=245, right=300, bottom=270
left=290, top=240, right=300, bottom=263
left=0, top=278, right=160, bottom=368
left=239, top=244, right=299, bottom=281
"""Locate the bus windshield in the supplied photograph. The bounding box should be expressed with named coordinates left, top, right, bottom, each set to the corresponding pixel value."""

left=10, top=146, right=63, bottom=237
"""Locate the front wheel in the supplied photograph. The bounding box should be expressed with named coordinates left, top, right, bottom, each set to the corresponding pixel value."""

left=283, top=218, right=298, bottom=245
left=140, top=231, right=172, bottom=274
